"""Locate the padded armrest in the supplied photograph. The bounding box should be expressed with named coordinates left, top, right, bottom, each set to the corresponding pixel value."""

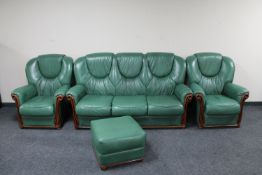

left=175, top=84, right=192, bottom=104
left=223, top=83, right=249, bottom=103
left=11, top=84, right=37, bottom=105
left=190, top=83, right=206, bottom=104
left=54, top=85, right=70, bottom=97
left=54, top=85, right=70, bottom=104
left=66, top=85, right=86, bottom=104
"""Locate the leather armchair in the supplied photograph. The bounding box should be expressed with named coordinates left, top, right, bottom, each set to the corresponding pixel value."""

left=67, top=52, right=192, bottom=129
left=186, top=53, right=249, bottom=128
left=11, top=54, right=73, bottom=128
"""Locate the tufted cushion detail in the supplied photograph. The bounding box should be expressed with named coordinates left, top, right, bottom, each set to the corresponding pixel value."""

left=187, top=52, right=235, bottom=95
left=86, top=53, right=113, bottom=78
left=147, top=53, right=174, bottom=77
left=26, top=54, right=73, bottom=96
left=195, top=53, right=223, bottom=77
left=74, top=52, right=186, bottom=96
left=116, top=53, right=143, bottom=78
left=37, top=54, right=63, bottom=79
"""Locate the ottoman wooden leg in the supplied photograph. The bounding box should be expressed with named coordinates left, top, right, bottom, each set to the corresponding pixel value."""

left=100, top=165, right=108, bottom=171
left=99, top=158, right=144, bottom=170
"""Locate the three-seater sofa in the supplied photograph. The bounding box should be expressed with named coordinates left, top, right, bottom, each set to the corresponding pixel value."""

left=67, top=52, right=193, bottom=129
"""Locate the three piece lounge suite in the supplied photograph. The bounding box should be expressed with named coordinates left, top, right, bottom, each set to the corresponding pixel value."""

left=11, top=52, right=249, bottom=129
left=11, top=52, right=249, bottom=169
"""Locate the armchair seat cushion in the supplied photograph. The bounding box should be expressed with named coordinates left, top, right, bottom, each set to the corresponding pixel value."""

left=112, top=96, right=147, bottom=116
left=205, top=95, right=240, bottom=115
left=76, top=95, right=113, bottom=116
left=147, top=96, right=184, bottom=116
left=19, top=96, right=54, bottom=116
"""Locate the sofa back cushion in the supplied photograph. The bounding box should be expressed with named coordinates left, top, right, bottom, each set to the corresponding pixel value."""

left=186, top=52, right=235, bottom=95
left=114, top=53, right=146, bottom=95
left=74, top=52, right=186, bottom=96
left=74, top=53, right=115, bottom=95
left=146, top=53, right=185, bottom=95
left=26, top=54, right=73, bottom=96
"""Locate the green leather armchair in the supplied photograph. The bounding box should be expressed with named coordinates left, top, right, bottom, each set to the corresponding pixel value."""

left=67, top=52, right=192, bottom=129
left=11, top=54, right=73, bottom=128
left=186, top=53, right=249, bottom=128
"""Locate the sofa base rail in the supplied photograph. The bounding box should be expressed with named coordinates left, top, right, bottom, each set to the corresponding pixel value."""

left=70, top=125, right=187, bottom=129
left=66, top=114, right=188, bottom=129
left=67, top=94, right=193, bottom=129
left=11, top=94, right=64, bottom=129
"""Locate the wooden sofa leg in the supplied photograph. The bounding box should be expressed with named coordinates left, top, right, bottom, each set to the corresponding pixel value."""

left=100, top=166, right=108, bottom=171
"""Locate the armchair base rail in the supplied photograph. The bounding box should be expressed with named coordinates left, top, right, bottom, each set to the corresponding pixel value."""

left=196, top=93, right=249, bottom=128
left=11, top=94, right=64, bottom=129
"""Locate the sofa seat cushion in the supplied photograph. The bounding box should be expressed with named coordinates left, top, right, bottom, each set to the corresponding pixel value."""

left=112, top=96, right=147, bottom=116
left=91, top=116, right=146, bottom=154
left=76, top=95, right=113, bottom=116
left=19, top=96, right=54, bottom=116
left=147, top=96, right=184, bottom=116
left=205, top=95, right=240, bottom=115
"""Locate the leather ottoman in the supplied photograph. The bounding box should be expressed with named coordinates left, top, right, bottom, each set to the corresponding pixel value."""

left=90, top=116, right=146, bottom=170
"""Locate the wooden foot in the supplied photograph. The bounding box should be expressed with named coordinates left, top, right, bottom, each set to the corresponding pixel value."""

left=100, top=165, right=108, bottom=171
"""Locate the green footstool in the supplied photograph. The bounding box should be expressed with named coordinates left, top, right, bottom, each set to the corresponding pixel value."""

left=91, top=116, right=146, bottom=170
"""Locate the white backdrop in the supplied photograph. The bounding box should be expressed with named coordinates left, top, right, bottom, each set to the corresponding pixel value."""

left=1, top=0, right=262, bottom=102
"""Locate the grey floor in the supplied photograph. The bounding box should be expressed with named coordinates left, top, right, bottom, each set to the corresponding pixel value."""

left=0, top=105, right=262, bottom=175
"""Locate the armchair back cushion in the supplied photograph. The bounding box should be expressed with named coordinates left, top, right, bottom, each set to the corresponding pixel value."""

left=74, top=52, right=186, bottom=96
left=187, top=52, right=235, bottom=95
left=26, top=54, right=73, bottom=96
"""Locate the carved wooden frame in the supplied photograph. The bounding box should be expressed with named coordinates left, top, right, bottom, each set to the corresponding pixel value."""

left=67, top=95, right=79, bottom=129
left=195, top=93, right=249, bottom=128
left=11, top=94, right=64, bottom=129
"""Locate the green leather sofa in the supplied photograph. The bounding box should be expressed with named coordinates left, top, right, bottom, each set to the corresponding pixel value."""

left=67, top=52, right=193, bottom=129
left=186, top=53, right=249, bottom=128
left=11, top=54, right=73, bottom=128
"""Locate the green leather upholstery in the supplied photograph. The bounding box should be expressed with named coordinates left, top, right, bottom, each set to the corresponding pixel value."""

left=112, top=96, right=147, bottom=116
left=12, top=54, right=73, bottom=128
left=147, top=96, right=183, bottom=116
left=76, top=95, right=113, bottom=116
left=205, top=95, right=240, bottom=115
left=186, top=53, right=249, bottom=128
left=54, top=85, right=70, bottom=98
left=11, top=85, right=37, bottom=105
left=223, top=83, right=249, bottom=103
left=174, top=84, right=193, bottom=104
left=190, top=83, right=206, bottom=104
left=67, top=85, right=86, bottom=104
left=91, top=116, right=146, bottom=168
left=68, top=52, right=192, bottom=128
left=20, top=96, right=54, bottom=116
